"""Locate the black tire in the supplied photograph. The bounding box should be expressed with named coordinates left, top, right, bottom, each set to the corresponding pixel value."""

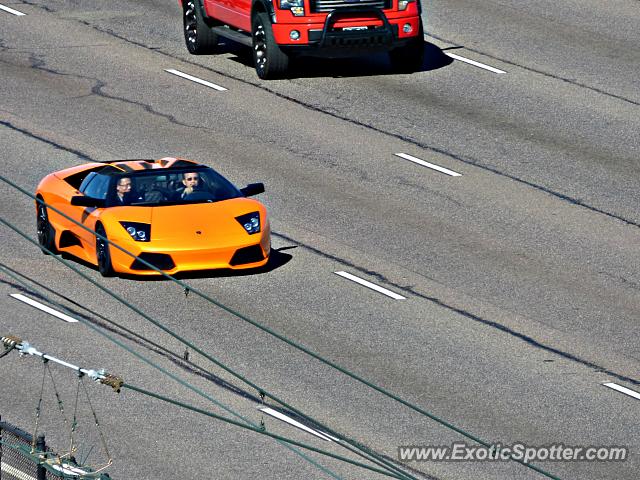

left=252, top=12, right=289, bottom=80
left=95, top=224, right=115, bottom=277
left=36, top=200, right=58, bottom=255
left=183, top=0, right=219, bottom=54
left=389, top=22, right=425, bottom=73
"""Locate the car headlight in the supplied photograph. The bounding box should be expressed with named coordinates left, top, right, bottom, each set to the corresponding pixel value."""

left=280, top=0, right=304, bottom=15
left=235, top=212, right=261, bottom=235
left=120, top=222, right=151, bottom=242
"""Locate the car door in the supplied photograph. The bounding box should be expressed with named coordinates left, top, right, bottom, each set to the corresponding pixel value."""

left=71, top=173, right=111, bottom=261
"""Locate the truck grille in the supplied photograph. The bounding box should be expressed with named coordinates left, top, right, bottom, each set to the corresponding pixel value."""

left=310, top=0, right=391, bottom=13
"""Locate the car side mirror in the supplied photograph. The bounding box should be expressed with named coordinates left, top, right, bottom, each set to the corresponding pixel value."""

left=71, top=195, right=106, bottom=208
left=240, top=183, right=265, bottom=197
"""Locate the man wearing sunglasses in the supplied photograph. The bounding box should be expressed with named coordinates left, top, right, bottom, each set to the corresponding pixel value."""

left=178, top=172, right=201, bottom=199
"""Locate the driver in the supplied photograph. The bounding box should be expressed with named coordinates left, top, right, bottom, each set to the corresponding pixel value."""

left=114, top=177, right=135, bottom=205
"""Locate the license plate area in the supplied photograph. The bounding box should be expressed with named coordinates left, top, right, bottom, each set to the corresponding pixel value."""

left=341, top=26, right=369, bottom=31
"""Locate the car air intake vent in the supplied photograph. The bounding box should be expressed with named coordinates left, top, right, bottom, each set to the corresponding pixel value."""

left=310, top=0, right=390, bottom=13
left=230, top=245, right=264, bottom=266
left=130, top=253, right=175, bottom=271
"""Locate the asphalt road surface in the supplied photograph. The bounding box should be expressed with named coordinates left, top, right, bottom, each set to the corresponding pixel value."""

left=0, top=1, right=638, bottom=479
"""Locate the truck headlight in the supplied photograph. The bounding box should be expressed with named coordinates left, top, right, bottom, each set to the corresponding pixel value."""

left=280, top=0, right=304, bottom=15
left=398, top=0, right=415, bottom=10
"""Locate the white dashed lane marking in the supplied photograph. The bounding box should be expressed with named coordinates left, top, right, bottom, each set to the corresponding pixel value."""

left=603, top=382, right=640, bottom=401
left=10, top=293, right=79, bottom=323
left=443, top=52, right=506, bottom=74
left=0, top=4, right=26, bottom=15
left=260, top=407, right=336, bottom=441
left=335, top=271, right=406, bottom=300
left=395, top=153, right=462, bottom=177
left=165, top=69, right=228, bottom=91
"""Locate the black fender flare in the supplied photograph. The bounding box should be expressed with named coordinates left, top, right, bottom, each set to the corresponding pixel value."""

left=251, top=0, right=276, bottom=24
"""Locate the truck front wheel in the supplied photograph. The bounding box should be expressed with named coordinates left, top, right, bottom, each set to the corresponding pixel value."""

left=183, top=0, right=219, bottom=54
left=252, top=13, right=289, bottom=79
left=389, top=23, right=425, bottom=73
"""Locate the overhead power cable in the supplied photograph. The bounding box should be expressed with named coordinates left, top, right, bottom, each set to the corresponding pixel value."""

left=0, top=263, right=414, bottom=479
left=1, top=335, right=411, bottom=480
left=0, top=267, right=348, bottom=480
left=1, top=176, right=562, bottom=480
left=0, top=263, right=417, bottom=480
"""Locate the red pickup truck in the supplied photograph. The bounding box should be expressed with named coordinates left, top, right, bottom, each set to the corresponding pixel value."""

left=180, top=0, right=424, bottom=79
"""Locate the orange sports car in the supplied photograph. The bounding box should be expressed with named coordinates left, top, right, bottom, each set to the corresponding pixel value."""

left=35, top=157, right=271, bottom=276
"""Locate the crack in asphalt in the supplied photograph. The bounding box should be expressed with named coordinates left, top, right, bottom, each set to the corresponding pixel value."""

left=427, top=33, right=640, bottom=108
left=24, top=52, right=213, bottom=132
left=18, top=0, right=54, bottom=12
left=0, top=119, right=95, bottom=161
left=272, top=231, right=640, bottom=387
left=89, top=79, right=213, bottom=132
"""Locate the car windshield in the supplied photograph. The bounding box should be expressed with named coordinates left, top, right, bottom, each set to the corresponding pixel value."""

left=106, top=167, right=242, bottom=207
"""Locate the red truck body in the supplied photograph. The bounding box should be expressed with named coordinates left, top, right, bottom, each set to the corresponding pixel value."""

left=180, top=0, right=424, bottom=78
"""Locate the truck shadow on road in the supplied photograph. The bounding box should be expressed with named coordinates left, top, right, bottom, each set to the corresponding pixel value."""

left=224, top=40, right=452, bottom=78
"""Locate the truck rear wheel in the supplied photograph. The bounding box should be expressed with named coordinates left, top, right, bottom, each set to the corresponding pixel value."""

left=252, top=13, right=289, bottom=79
left=183, top=0, right=219, bottom=54
left=389, top=22, right=425, bottom=73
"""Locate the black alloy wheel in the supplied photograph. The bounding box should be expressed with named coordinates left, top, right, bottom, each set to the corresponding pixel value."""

left=36, top=201, right=57, bottom=255
left=252, top=13, right=289, bottom=80
left=95, top=224, right=115, bottom=277
left=183, top=0, right=218, bottom=54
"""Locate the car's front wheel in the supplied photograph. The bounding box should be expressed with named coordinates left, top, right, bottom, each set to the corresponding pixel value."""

left=252, top=13, right=289, bottom=79
left=36, top=200, right=58, bottom=255
left=95, top=224, right=115, bottom=277
left=183, top=0, right=219, bottom=54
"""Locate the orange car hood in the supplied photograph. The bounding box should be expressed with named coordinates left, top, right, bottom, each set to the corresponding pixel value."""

left=142, top=198, right=264, bottom=245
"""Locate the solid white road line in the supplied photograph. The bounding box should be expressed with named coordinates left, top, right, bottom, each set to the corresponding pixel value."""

left=0, top=3, right=26, bottom=15
left=395, top=153, right=462, bottom=177
left=10, top=293, right=79, bottom=323
left=444, top=52, right=506, bottom=74
left=603, top=382, right=640, bottom=401
left=260, top=407, right=333, bottom=441
left=334, top=271, right=406, bottom=300
left=165, top=69, right=227, bottom=91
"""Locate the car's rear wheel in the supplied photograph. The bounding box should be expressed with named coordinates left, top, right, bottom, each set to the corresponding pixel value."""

left=95, top=224, right=115, bottom=277
left=36, top=200, right=58, bottom=255
left=252, top=13, right=289, bottom=80
left=183, top=0, right=219, bottom=54
left=389, top=22, right=425, bottom=73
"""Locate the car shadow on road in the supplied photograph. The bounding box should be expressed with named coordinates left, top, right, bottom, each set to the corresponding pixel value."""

left=222, top=39, right=453, bottom=78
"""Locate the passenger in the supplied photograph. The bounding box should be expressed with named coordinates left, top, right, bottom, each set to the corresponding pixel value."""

left=178, top=172, right=201, bottom=199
